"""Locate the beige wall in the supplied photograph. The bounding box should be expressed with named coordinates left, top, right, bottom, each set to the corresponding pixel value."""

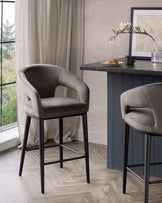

left=77, top=0, right=162, bottom=145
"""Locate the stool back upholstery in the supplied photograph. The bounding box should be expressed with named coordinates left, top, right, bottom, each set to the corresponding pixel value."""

left=19, top=64, right=89, bottom=118
left=120, top=82, right=162, bottom=135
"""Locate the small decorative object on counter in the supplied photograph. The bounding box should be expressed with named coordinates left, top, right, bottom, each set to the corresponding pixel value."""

left=151, top=41, right=162, bottom=63
left=125, top=55, right=136, bottom=66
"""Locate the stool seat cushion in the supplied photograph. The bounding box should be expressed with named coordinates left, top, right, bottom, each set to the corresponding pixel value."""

left=25, top=97, right=88, bottom=118
left=125, top=108, right=155, bottom=134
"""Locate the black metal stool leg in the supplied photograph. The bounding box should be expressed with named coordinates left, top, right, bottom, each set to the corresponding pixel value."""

left=123, top=122, right=129, bottom=193
left=19, top=116, right=31, bottom=176
left=82, top=113, right=90, bottom=183
left=59, top=117, right=63, bottom=168
left=144, top=134, right=151, bottom=203
left=39, top=118, right=45, bottom=194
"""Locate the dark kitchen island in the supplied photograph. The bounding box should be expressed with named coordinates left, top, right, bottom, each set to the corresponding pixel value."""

left=81, top=58, right=162, bottom=177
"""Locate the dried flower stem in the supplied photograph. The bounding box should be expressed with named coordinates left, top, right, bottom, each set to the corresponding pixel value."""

left=109, top=22, right=155, bottom=43
left=133, top=31, right=155, bottom=41
left=110, top=31, right=155, bottom=41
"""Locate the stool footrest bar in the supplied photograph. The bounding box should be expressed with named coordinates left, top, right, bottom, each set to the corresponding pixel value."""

left=25, top=150, right=86, bottom=166
left=25, top=151, right=40, bottom=164
left=127, top=167, right=162, bottom=185
left=44, top=155, right=86, bottom=165
left=127, top=167, right=144, bottom=182
left=128, top=161, right=162, bottom=168
left=26, top=144, right=60, bottom=151
left=150, top=180, right=162, bottom=184
left=60, top=144, right=84, bottom=156
left=26, top=144, right=84, bottom=156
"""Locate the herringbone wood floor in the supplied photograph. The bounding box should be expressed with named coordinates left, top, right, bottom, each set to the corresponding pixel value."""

left=1, top=141, right=162, bottom=203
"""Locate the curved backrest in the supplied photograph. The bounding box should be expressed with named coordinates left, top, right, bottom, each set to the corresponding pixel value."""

left=120, top=82, right=162, bottom=134
left=19, top=64, right=89, bottom=118
left=21, top=64, right=63, bottom=98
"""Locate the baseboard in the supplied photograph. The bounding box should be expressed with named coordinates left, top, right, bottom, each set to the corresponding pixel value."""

left=0, top=137, right=19, bottom=152
left=76, top=128, right=107, bottom=145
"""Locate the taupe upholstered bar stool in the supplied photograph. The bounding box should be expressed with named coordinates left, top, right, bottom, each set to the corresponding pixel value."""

left=18, top=64, right=90, bottom=193
left=120, top=82, right=162, bottom=203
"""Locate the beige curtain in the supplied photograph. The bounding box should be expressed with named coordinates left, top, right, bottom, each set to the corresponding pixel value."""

left=16, top=0, right=85, bottom=146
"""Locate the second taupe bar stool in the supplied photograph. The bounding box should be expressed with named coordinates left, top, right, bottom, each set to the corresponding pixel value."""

left=18, top=64, right=90, bottom=193
left=120, top=82, right=162, bottom=203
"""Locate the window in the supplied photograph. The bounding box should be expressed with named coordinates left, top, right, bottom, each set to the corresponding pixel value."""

left=0, top=0, right=18, bottom=151
left=0, top=0, right=16, bottom=128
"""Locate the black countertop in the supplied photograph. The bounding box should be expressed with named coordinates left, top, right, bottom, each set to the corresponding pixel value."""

left=80, top=58, right=162, bottom=76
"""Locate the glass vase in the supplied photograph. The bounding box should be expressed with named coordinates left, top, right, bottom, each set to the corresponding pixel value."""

left=151, top=41, right=162, bottom=63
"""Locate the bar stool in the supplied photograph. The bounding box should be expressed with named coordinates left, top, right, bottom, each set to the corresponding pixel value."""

left=120, top=82, right=162, bottom=203
left=18, top=64, right=90, bottom=193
